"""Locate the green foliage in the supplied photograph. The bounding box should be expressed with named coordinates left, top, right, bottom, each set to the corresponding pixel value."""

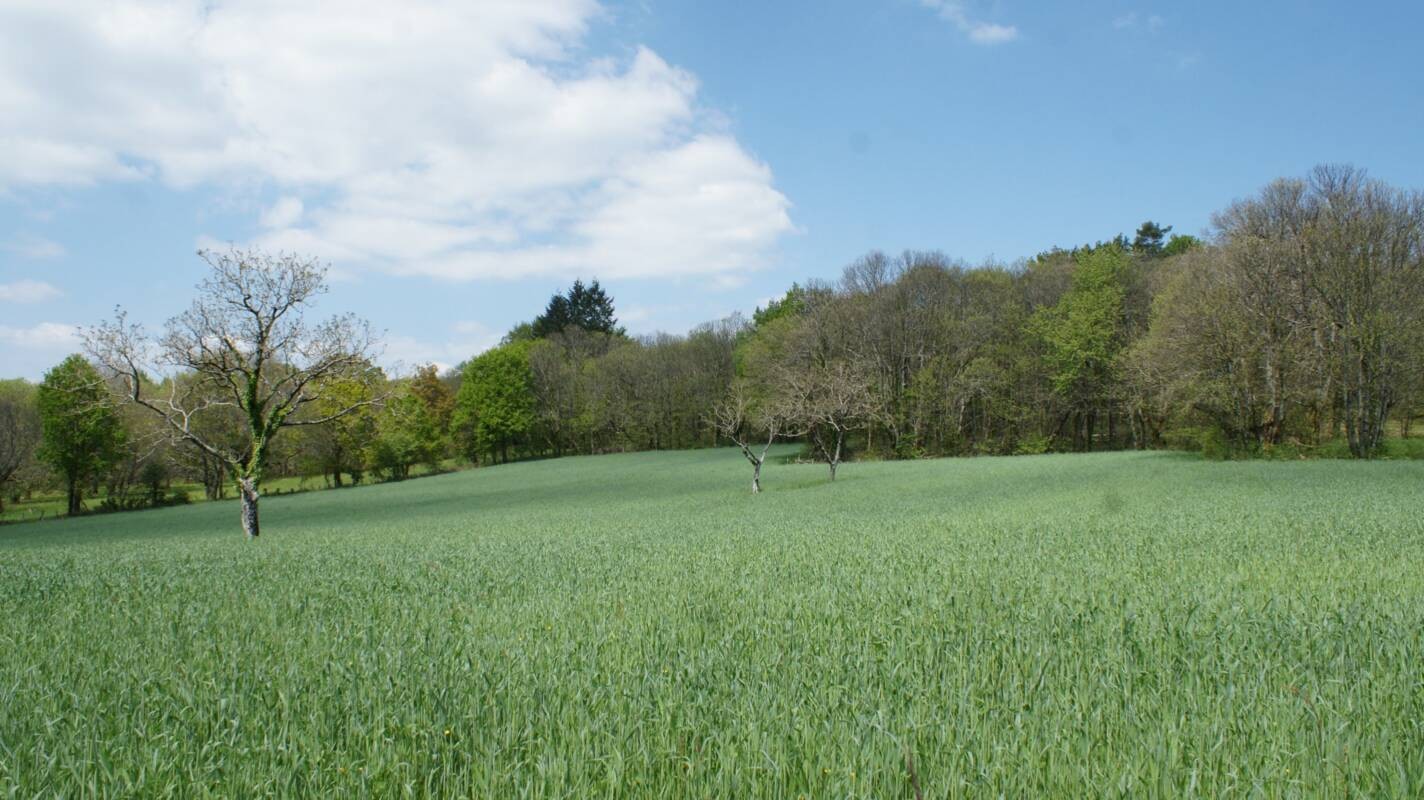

left=531, top=279, right=622, bottom=338
left=368, top=391, right=443, bottom=481
left=751, top=283, right=807, bottom=328
left=1031, top=245, right=1129, bottom=401
left=1131, top=220, right=1173, bottom=256
left=300, top=368, right=383, bottom=485
left=453, top=343, right=536, bottom=463
left=1161, top=233, right=1202, bottom=257
left=1013, top=432, right=1053, bottom=455
left=34, top=355, right=126, bottom=512
left=3, top=450, right=1424, bottom=795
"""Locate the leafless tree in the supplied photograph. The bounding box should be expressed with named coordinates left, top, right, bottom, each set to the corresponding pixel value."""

left=711, top=381, right=782, bottom=493
left=778, top=359, right=879, bottom=481
left=86, top=248, right=382, bottom=538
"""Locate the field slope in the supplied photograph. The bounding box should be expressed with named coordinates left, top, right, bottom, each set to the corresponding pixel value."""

left=2, top=449, right=1423, bottom=797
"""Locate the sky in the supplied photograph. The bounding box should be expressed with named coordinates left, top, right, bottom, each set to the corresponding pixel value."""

left=3, top=0, right=1423, bottom=379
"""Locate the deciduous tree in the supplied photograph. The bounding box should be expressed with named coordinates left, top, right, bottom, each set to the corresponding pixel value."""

left=87, top=248, right=381, bottom=538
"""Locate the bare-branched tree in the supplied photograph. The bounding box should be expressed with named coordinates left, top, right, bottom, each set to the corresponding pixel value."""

left=778, top=359, right=878, bottom=481
left=711, top=380, right=782, bottom=493
left=87, top=248, right=383, bottom=538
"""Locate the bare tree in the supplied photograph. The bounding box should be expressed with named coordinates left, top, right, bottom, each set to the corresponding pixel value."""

left=87, top=248, right=382, bottom=538
left=711, top=381, right=782, bottom=493
left=778, top=359, right=878, bottom=481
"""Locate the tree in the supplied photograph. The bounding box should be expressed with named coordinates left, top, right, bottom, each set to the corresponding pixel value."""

left=88, top=248, right=381, bottom=538
left=408, top=363, right=455, bottom=445
left=0, top=379, right=42, bottom=513
left=1030, top=245, right=1131, bottom=449
left=35, top=355, right=126, bottom=514
left=1132, top=221, right=1173, bottom=256
left=1301, top=165, right=1424, bottom=457
left=367, top=389, right=440, bottom=481
left=777, top=359, right=878, bottom=481
left=1162, top=233, right=1202, bottom=257
left=712, top=380, right=782, bottom=493
left=298, top=366, right=383, bottom=487
left=531, top=279, right=623, bottom=338
left=453, top=343, right=536, bottom=464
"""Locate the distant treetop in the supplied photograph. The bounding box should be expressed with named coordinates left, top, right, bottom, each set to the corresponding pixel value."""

left=530, top=279, right=624, bottom=339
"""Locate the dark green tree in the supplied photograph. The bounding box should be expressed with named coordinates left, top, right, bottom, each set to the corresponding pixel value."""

left=531, top=279, right=622, bottom=338
left=1132, top=221, right=1174, bottom=256
left=35, top=355, right=126, bottom=514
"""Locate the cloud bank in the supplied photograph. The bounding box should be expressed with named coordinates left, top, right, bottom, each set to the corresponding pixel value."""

left=0, top=0, right=793, bottom=282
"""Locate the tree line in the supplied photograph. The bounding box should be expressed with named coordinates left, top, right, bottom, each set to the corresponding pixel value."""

left=0, top=165, right=1420, bottom=531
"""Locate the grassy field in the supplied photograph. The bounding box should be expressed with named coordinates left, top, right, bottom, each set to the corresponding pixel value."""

left=0, top=461, right=458, bottom=524
left=1, top=449, right=1422, bottom=797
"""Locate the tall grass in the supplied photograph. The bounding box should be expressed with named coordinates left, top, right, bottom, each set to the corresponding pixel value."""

left=2, top=449, right=1422, bottom=796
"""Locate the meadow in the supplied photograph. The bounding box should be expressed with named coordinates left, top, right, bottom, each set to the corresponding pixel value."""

left=1, top=448, right=1422, bottom=797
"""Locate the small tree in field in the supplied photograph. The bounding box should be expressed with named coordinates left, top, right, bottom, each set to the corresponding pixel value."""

left=87, top=249, right=382, bottom=538
left=777, top=359, right=879, bottom=481
left=711, top=381, right=782, bottom=493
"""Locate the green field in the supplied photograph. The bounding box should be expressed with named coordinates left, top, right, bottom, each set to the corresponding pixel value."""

left=2, top=449, right=1423, bottom=797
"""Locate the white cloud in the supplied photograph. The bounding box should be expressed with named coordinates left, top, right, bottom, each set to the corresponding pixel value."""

left=1113, top=12, right=1138, bottom=29
left=0, top=279, right=63, bottom=303
left=966, top=22, right=1018, bottom=45
left=919, top=0, right=1019, bottom=44
left=0, top=322, right=84, bottom=379
left=0, top=322, right=80, bottom=349
left=1, top=234, right=66, bottom=260
left=259, top=196, right=304, bottom=229
left=383, top=320, right=502, bottom=375
left=0, top=0, right=792, bottom=283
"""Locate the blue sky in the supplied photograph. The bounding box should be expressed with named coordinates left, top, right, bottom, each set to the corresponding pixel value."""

left=3, top=0, right=1422, bottom=379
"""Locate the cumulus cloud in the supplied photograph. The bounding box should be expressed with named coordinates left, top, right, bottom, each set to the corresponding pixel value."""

left=382, top=320, right=504, bottom=376
left=0, top=322, right=79, bottom=348
left=0, top=322, right=83, bottom=379
left=919, top=0, right=1019, bottom=44
left=0, top=279, right=63, bottom=303
left=0, top=0, right=792, bottom=282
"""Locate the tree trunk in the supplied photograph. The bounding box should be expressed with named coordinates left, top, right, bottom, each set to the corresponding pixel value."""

left=67, top=478, right=81, bottom=515
left=751, top=459, right=762, bottom=494
left=239, top=477, right=260, bottom=539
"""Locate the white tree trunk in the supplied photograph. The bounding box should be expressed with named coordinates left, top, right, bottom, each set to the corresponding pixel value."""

left=238, top=477, right=260, bottom=539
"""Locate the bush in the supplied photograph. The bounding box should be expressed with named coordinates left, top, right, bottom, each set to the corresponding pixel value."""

left=1014, top=433, right=1053, bottom=455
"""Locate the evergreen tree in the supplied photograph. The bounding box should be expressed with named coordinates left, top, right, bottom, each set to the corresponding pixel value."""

left=531, top=279, right=622, bottom=338
left=1132, top=221, right=1173, bottom=256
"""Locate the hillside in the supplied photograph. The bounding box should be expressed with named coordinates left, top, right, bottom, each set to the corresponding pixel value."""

left=3, top=450, right=1423, bottom=795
